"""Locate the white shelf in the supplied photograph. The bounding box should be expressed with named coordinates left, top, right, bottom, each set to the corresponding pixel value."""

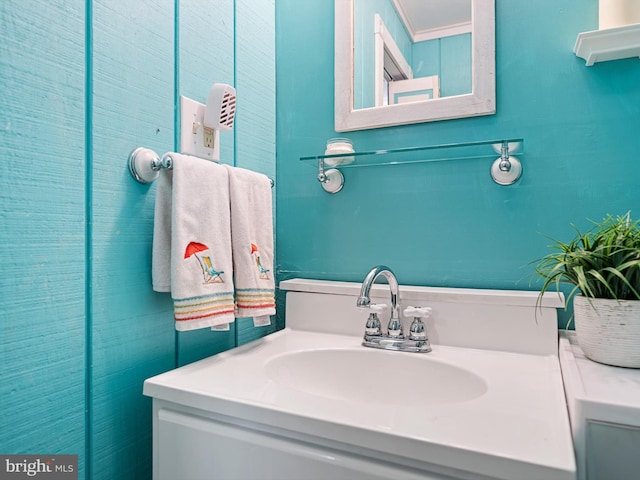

left=574, top=23, right=640, bottom=66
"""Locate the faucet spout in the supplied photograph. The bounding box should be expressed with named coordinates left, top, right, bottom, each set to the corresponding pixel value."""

left=357, top=265, right=401, bottom=323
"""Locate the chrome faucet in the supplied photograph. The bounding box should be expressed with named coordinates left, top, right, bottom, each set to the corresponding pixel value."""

left=357, top=265, right=432, bottom=353
left=357, top=265, right=403, bottom=337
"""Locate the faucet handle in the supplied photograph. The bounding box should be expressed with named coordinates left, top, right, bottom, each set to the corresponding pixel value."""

left=404, top=306, right=432, bottom=343
left=369, top=303, right=388, bottom=313
left=403, top=306, right=432, bottom=318
left=364, top=304, right=386, bottom=337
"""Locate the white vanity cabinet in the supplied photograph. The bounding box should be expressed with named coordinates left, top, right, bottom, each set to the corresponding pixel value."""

left=152, top=400, right=470, bottom=480
left=559, top=331, right=640, bottom=480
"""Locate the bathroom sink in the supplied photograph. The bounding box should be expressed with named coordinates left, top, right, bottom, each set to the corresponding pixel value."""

left=145, top=279, right=576, bottom=480
left=265, top=348, right=487, bottom=405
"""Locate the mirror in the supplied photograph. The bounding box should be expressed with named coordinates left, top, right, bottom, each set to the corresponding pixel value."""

left=335, top=0, right=495, bottom=131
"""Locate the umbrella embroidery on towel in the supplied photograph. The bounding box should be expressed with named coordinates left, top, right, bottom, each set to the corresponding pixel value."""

left=184, top=241, right=224, bottom=284
left=251, top=243, right=270, bottom=280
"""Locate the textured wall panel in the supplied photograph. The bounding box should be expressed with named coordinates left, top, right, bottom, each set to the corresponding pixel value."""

left=235, top=0, right=278, bottom=345
left=175, top=0, right=237, bottom=365
left=1, top=2, right=277, bottom=479
left=90, top=1, right=175, bottom=478
left=0, top=0, right=86, bottom=477
left=235, top=0, right=276, bottom=177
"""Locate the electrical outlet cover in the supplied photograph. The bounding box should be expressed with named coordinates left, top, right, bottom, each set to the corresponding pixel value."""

left=179, top=96, right=220, bottom=161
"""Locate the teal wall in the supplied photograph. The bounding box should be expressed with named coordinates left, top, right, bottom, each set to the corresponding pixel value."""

left=412, top=33, right=472, bottom=97
left=353, top=0, right=412, bottom=108
left=2, top=0, right=639, bottom=477
left=0, top=1, right=275, bottom=479
left=275, top=0, right=640, bottom=329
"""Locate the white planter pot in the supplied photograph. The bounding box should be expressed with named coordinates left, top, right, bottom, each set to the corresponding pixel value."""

left=599, top=0, right=640, bottom=29
left=574, top=296, right=640, bottom=368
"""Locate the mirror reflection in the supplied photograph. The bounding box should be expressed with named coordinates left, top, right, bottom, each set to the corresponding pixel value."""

left=334, top=0, right=495, bottom=132
left=354, top=0, right=472, bottom=109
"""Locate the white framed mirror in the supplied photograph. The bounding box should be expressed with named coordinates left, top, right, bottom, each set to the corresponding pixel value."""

left=335, top=0, right=495, bottom=131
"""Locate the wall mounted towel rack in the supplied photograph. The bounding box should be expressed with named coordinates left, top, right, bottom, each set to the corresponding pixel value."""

left=128, top=147, right=274, bottom=187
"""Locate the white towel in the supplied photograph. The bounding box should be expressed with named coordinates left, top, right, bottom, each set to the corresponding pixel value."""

left=152, top=153, right=235, bottom=331
left=223, top=165, right=276, bottom=324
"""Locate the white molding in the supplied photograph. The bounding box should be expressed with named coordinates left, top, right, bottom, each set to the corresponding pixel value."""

left=373, top=28, right=385, bottom=107
left=335, top=0, right=495, bottom=132
left=389, top=75, right=440, bottom=104
left=390, top=0, right=413, bottom=40
left=390, top=0, right=472, bottom=42
left=414, top=21, right=472, bottom=42
left=374, top=14, right=413, bottom=79
left=374, top=14, right=413, bottom=106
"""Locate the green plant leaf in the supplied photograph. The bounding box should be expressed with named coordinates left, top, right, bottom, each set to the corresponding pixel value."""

left=533, top=212, right=640, bottom=306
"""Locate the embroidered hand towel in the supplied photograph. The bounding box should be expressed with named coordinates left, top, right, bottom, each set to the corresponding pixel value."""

left=152, top=153, right=235, bottom=331
left=223, top=165, right=276, bottom=324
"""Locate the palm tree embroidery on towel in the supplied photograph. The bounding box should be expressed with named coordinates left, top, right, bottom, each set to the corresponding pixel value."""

left=184, top=241, right=225, bottom=284
left=251, top=243, right=270, bottom=280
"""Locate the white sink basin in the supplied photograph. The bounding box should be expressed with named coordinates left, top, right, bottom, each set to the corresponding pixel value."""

left=265, top=348, right=487, bottom=405
left=145, top=278, right=577, bottom=480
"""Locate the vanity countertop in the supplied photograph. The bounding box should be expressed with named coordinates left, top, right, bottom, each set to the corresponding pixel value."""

left=146, top=328, right=576, bottom=480
left=559, top=331, right=640, bottom=480
left=145, top=279, right=577, bottom=480
left=559, top=330, right=640, bottom=425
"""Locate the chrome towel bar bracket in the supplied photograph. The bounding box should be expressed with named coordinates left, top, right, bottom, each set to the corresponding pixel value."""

left=128, top=147, right=163, bottom=184
left=128, top=147, right=274, bottom=187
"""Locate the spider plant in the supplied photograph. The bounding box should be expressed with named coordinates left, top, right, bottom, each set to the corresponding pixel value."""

left=535, top=212, right=640, bottom=304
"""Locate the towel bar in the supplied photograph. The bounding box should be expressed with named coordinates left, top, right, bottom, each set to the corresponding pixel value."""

left=129, top=147, right=274, bottom=187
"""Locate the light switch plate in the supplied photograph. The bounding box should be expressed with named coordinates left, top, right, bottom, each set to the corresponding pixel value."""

left=179, top=95, right=220, bottom=161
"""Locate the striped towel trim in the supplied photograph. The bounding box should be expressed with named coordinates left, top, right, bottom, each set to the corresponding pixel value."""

left=173, top=292, right=235, bottom=323
left=235, top=288, right=275, bottom=311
